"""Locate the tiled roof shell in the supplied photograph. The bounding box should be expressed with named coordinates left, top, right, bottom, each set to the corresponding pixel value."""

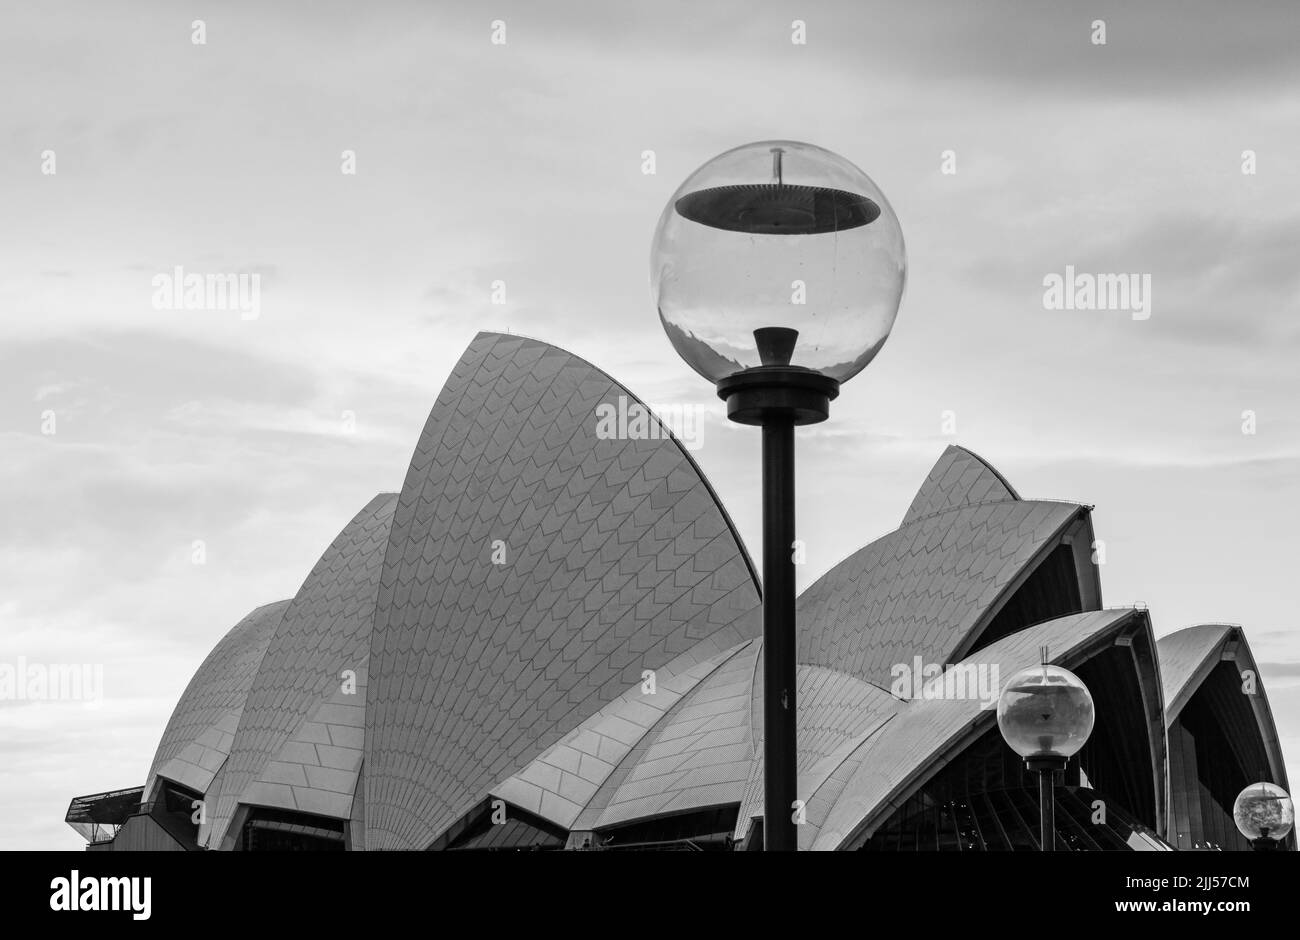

left=1156, top=623, right=1290, bottom=792
left=204, top=493, right=396, bottom=848
left=362, top=333, right=762, bottom=850
left=812, top=608, right=1152, bottom=850
left=902, top=444, right=1020, bottom=525
left=135, top=339, right=1284, bottom=855
left=490, top=441, right=1100, bottom=847
left=795, top=499, right=1084, bottom=689
left=145, top=600, right=289, bottom=798
left=1156, top=623, right=1234, bottom=721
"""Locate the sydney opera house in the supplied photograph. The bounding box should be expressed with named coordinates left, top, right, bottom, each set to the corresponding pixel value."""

left=66, top=333, right=1292, bottom=851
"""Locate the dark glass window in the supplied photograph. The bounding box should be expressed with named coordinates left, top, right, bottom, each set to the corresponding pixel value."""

left=972, top=544, right=1083, bottom=653
left=858, top=727, right=1170, bottom=851
left=594, top=804, right=739, bottom=851
left=1167, top=660, right=1286, bottom=850
left=240, top=807, right=345, bottom=851
left=427, top=799, right=567, bottom=851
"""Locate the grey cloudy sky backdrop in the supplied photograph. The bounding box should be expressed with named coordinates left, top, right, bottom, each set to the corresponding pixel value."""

left=2, top=0, right=1298, bottom=848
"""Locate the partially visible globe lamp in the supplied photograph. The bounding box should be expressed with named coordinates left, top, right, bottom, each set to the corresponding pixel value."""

left=1233, top=781, right=1293, bottom=851
left=651, top=141, right=906, bottom=851
left=997, top=656, right=1095, bottom=852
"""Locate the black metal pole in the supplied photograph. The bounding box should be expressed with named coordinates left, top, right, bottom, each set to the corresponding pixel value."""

left=1038, top=768, right=1054, bottom=852
left=762, top=418, right=798, bottom=852
left=715, top=341, right=839, bottom=853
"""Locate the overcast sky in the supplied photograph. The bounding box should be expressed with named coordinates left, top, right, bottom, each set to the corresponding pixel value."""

left=3, top=0, right=1298, bottom=849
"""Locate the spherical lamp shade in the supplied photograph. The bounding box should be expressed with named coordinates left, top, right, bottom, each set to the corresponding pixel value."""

left=651, top=140, right=906, bottom=384
left=996, top=664, right=1095, bottom=760
left=1233, top=782, right=1294, bottom=843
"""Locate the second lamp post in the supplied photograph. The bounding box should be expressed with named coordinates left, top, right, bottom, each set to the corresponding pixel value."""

left=997, top=657, right=1095, bottom=851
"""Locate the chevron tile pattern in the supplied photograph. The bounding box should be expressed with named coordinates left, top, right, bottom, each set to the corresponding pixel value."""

left=363, top=333, right=761, bottom=849
left=732, top=658, right=902, bottom=846
left=145, top=600, right=289, bottom=799
left=487, top=642, right=902, bottom=845
left=901, top=444, right=1020, bottom=526
left=496, top=639, right=754, bottom=830
left=125, top=337, right=1241, bottom=855
left=796, top=499, right=1082, bottom=690
left=581, top=639, right=761, bottom=829
left=205, top=493, right=397, bottom=848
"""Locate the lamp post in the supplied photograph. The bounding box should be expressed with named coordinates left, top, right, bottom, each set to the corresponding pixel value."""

left=651, top=141, right=906, bottom=850
left=996, top=657, right=1094, bottom=852
left=1233, top=781, right=1294, bottom=851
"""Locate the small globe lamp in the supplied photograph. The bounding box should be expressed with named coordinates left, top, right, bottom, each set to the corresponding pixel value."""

left=651, top=141, right=906, bottom=851
left=1233, top=782, right=1293, bottom=852
left=997, top=658, right=1095, bottom=851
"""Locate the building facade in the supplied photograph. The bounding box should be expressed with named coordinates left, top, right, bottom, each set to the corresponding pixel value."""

left=65, top=333, right=1292, bottom=851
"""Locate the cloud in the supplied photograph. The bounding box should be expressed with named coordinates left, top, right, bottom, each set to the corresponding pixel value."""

left=1259, top=662, right=1300, bottom=679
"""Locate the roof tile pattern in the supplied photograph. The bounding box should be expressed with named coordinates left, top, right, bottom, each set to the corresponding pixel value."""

left=901, top=445, right=1020, bottom=525
left=797, top=500, right=1082, bottom=690
left=145, top=600, right=289, bottom=797
left=206, top=493, right=397, bottom=848
left=497, top=644, right=902, bottom=842
left=733, top=660, right=902, bottom=845
left=583, top=640, right=761, bottom=829
left=238, top=660, right=368, bottom=822
left=363, top=333, right=761, bottom=850
left=497, top=640, right=754, bottom=830
left=124, top=327, right=1293, bottom=857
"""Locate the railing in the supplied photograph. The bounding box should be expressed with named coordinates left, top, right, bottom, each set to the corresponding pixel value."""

left=65, top=785, right=146, bottom=845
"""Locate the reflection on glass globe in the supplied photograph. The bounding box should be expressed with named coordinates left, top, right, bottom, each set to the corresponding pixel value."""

left=650, top=140, right=906, bottom=384
left=1233, top=782, right=1294, bottom=842
left=997, top=664, right=1095, bottom=759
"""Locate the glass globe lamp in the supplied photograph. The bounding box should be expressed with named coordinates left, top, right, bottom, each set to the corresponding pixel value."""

left=648, top=140, right=907, bottom=851
left=1233, top=782, right=1294, bottom=847
left=997, top=664, right=1095, bottom=760
left=650, top=140, right=906, bottom=387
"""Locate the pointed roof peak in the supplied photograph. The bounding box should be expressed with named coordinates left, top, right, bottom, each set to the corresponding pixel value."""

left=901, top=445, right=1021, bottom=526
